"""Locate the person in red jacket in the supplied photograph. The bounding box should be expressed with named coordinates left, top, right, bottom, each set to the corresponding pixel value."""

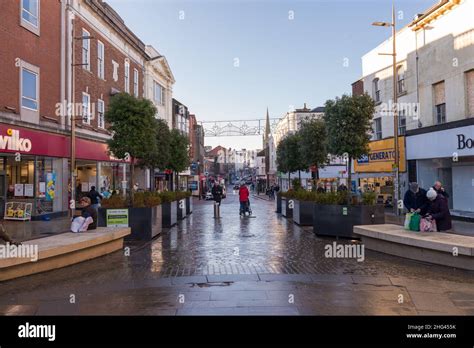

left=239, top=183, right=250, bottom=215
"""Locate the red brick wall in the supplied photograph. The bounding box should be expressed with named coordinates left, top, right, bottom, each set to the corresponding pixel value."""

left=188, top=114, right=196, bottom=161
left=352, top=80, right=364, bottom=96
left=0, top=0, right=61, bottom=121
left=73, top=16, right=144, bottom=131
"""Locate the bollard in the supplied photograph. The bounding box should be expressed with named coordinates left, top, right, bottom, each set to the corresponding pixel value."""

left=214, top=201, right=220, bottom=218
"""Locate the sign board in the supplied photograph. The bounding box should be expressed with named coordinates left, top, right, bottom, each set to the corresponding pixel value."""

left=354, top=136, right=406, bottom=173
left=14, top=184, right=24, bottom=197
left=24, top=184, right=34, bottom=197
left=188, top=181, right=198, bottom=190
left=106, top=209, right=129, bottom=227
left=406, top=124, right=474, bottom=160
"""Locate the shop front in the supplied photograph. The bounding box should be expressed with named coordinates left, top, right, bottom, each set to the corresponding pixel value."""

left=354, top=137, right=407, bottom=206
left=0, top=123, right=130, bottom=220
left=406, top=121, right=474, bottom=216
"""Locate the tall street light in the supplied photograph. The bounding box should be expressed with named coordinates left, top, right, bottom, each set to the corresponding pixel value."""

left=373, top=4, right=400, bottom=216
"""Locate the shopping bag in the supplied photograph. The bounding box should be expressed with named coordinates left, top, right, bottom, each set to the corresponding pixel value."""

left=70, top=217, right=85, bottom=232
left=404, top=213, right=413, bottom=230
left=409, top=213, right=421, bottom=231
left=420, top=218, right=437, bottom=232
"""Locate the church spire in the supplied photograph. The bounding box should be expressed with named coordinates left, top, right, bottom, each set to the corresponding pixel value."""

left=264, top=107, right=270, bottom=145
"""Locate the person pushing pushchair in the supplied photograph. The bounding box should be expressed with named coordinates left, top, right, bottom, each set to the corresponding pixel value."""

left=239, top=182, right=252, bottom=216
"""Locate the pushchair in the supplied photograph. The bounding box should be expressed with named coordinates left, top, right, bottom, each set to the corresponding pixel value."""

left=239, top=199, right=252, bottom=216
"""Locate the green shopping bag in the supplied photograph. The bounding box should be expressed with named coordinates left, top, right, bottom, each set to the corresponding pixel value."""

left=404, top=213, right=413, bottom=230
left=409, top=212, right=421, bottom=232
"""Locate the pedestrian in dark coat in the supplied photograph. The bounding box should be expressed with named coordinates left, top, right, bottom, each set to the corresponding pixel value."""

left=403, top=182, right=429, bottom=215
left=426, top=188, right=452, bottom=232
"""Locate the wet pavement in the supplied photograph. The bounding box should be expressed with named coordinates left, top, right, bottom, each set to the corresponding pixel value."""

left=1, top=188, right=474, bottom=315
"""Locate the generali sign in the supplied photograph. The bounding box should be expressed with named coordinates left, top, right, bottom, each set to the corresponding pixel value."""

left=0, top=129, right=32, bottom=152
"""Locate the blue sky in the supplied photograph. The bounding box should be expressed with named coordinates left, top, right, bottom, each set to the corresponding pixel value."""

left=108, top=0, right=433, bottom=149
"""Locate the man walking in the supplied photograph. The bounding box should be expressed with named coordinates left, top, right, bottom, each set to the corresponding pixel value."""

left=88, top=186, right=103, bottom=211
left=239, top=183, right=250, bottom=216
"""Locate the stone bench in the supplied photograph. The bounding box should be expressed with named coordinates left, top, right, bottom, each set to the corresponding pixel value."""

left=354, top=224, right=474, bottom=270
left=0, top=227, right=130, bottom=281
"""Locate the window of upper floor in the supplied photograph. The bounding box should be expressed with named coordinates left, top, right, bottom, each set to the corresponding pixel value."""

left=372, top=78, right=381, bottom=103
left=21, top=0, right=40, bottom=35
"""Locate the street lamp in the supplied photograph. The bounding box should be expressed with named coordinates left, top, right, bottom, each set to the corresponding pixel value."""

left=372, top=4, right=400, bottom=216
left=197, top=160, right=201, bottom=200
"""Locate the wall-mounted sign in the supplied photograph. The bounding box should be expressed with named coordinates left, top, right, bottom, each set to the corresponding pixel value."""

left=354, top=137, right=406, bottom=173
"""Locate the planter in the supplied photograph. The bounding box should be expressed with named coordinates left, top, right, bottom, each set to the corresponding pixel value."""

left=281, top=197, right=293, bottom=219
left=313, top=204, right=385, bottom=239
left=162, top=201, right=178, bottom=227
left=275, top=195, right=282, bottom=214
left=293, top=200, right=314, bottom=226
left=98, top=206, right=162, bottom=241
left=177, top=198, right=187, bottom=220
left=186, top=196, right=193, bottom=215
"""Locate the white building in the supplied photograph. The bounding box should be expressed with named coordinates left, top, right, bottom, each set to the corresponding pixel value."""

left=358, top=0, right=474, bottom=214
left=144, top=45, right=175, bottom=128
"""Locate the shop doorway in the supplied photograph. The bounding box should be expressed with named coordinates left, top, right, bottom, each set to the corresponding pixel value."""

left=0, top=171, right=6, bottom=218
left=437, top=167, right=453, bottom=208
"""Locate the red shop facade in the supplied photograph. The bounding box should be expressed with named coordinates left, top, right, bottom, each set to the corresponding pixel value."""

left=0, top=123, right=130, bottom=219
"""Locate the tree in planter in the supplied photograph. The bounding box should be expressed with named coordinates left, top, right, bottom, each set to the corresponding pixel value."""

left=276, top=133, right=305, bottom=189
left=298, top=118, right=328, bottom=181
left=105, top=93, right=158, bottom=204
left=139, top=119, right=171, bottom=189
left=324, top=93, right=375, bottom=192
left=167, top=129, right=189, bottom=191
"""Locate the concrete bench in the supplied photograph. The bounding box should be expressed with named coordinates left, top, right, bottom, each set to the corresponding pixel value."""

left=354, top=224, right=474, bottom=270
left=0, top=227, right=130, bottom=281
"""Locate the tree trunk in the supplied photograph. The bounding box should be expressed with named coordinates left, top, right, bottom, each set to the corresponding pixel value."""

left=288, top=172, right=291, bottom=190
left=347, top=156, right=352, bottom=193
left=298, top=170, right=301, bottom=182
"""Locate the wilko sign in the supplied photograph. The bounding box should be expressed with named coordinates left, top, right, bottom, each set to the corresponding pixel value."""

left=0, top=129, right=32, bottom=152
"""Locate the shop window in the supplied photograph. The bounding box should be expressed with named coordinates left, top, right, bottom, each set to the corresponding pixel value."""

left=21, top=0, right=39, bottom=35
left=35, top=158, right=54, bottom=214
left=6, top=156, right=35, bottom=199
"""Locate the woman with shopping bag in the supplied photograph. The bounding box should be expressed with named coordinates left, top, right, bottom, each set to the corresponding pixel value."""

left=426, top=188, right=452, bottom=232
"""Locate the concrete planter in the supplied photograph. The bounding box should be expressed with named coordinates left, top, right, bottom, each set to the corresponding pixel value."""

left=313, top=204, right=385, bottom=239
left=98, top=206, right=162, bottom=241
left=275, top=195, right=282, bottom=214
left=293, top=200, right=314, bottom=226
left=281, top=197, right=293, bottom=219
left=186, top=196, right=193, bottom=215
left=177, top=198, right=187, bottom=220
left=162, top=201, right=178, bottom=227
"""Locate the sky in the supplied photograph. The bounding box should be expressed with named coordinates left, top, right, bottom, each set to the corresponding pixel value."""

left=107, top=0, right=433, bottom=150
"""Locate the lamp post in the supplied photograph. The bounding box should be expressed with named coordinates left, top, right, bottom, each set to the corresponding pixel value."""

left=197, top=160, right=201, bottom=200
left=372, top=4, right=400, bottom=216
left=70, top=34, right=95, bottom=217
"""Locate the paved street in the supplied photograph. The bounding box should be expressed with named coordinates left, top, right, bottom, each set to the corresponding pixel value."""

left=1, top=190, right=474, bottom=315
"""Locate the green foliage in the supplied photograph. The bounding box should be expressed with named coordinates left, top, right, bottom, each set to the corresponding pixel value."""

left=323, top=93, right=375, bottom=159
left=158, top=191, right=189, bottom=203
left=105, top=93, right=158, bottom=161
left=167, top=129, right=189, bottom=173
left=276, top=133, right=306, bottom=182
left=140, top=119, right=171, bottom=171
left=298, top=118, right=328, bottom=169
left=291, top=178, right=302, bottom=191
left=101, top=195, right=127, bottom=209
left=361, top=191, right=377, bottom=205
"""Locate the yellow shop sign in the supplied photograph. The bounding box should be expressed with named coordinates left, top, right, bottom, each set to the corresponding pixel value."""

left=354, top=137, right=406, bottom=173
